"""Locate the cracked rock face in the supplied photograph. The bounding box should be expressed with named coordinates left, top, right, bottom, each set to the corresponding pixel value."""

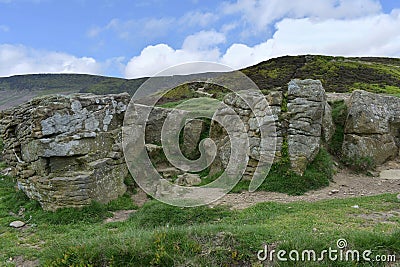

left=0, top=93, right=130, bottom=210
left=343, top=90, right=400, bottom=165
left=182, top=119, right=205, bottom=158
left=287, top=79, right=329, bottom=174
left=210, top=79, right=333, bottom=176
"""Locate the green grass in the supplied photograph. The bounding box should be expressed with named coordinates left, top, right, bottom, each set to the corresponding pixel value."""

left=128, top=201, right=231, bottom=228
left=350, top=82, right=400, bottom=96
left=329, top=100, right=348, bottom=158
left=0, top=177, right=137, bottom=226
left=1, top=172, right=399, bottom=266
left=0, top=172, right=399, bottom=266
left=231, top=148, right=333, bottom=195
left=158, top=96, right=220, bottom=118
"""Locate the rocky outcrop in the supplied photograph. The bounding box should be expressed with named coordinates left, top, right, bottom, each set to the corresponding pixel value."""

left=210, top=79, right=334, bottom=176
left=0, top=93, right=130, bottom=210
left=287, top=79, right=332, bottom=174
left=4, top=79, right=380, bottom=209
left=342, top=90, right=400, bottom=165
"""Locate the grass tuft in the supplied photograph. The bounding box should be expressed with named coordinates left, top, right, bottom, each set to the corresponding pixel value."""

left=232, top=148, right=333, bottom=195
left=129, top=200, right=231, bottom=228
left=329, top=100, right=348, bottom=158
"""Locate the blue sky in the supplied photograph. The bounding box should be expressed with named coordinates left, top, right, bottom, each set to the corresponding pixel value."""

left=0, top=0, right=399, bottom=78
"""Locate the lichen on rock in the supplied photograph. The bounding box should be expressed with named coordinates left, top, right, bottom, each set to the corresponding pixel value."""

left=342, top=90, right=400, bottom=166
left=0, top=93, right=130, bottom=210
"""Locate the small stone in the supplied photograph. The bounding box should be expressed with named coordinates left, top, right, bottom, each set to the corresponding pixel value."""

left=108, top=152, right=121, bottom=159
left=330, top=189, right=339, bottom=194
left=333, top=161, right=340, bottom=167
left=1, top=167, right=12, bottom=176
left=312, top=228, right=317, bottom=233
left=9, top=221, right=25, bottom=228
left=112, top=143, right=122, bottom=152
left=351, top=205, right=359, bottom=209
left=360, top=193, right=365, bottom=196
left=175, top=173, right=202, bottom=186
left=397, top=194, right=400, bottom=200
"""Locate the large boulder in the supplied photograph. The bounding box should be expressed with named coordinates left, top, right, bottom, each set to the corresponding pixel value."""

left=342, top=90, right=400, bottom=165
left=0, top=93, right=130, bottom=210
left=287, top=79, right=329, bottom=174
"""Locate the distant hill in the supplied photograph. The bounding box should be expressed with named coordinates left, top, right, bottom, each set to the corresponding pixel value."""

left=0, top=74, right=148, bottom=110
left=242, top=55, right=400, bottom=93
left=1, top=55, right=399, bottom=110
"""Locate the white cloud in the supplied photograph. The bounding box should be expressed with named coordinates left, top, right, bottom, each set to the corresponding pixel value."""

left=222, top=0, right=382, bottom=33
left=124, top=44, right=222, bottom=78
left=124, top=9, right=400, bottom=78
left=179, top=11, right=218, bottom=27
left=0, top=44, right=102, bottom=77
left=182, top=30, right=226, bottom=51
left=221, top=42, right=274, bottom=69
left=141, top=17, right=175, bottom=38
left=87, top=17, right=174, bottom=40
left=125, top=30, right=226, bottom=78
left=221, top=9, right=400, bottom=67
left=87, top=26, right=102, bottom=38
left=88, top=10, right=219, bottom=41
left=266, top=10, right=400, bottom=57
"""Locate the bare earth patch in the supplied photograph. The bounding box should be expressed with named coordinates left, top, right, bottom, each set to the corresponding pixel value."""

left=104, top=188, right=149, bottom=223
left=104, top=159, right=400, bottom=221
left=104, top=210, right=137, bottom=223
left=7, top=255, right=39, bottom=267
left=131, top=188, right=150, bottom=208
left=213, top=158, right=400, bottom=210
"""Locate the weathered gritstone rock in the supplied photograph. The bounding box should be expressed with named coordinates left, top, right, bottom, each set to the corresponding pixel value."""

left=0, top=93, right=130, bottom=210
left=343, top=90, right=400, bottom=165
left=210, top=79, right=333, bottom=176
left=287, top=79, right=331, bottom=174
left=209, top=90, right=282, bottom=179
left=182, top=119, right=205, bottom=157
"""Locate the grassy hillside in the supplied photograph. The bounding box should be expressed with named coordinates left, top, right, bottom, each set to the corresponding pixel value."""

left=0, top=74, right=147, bottom=110
left=243, top=55, right=400, bottom=94
left=1, top=55, right=400, bottom=110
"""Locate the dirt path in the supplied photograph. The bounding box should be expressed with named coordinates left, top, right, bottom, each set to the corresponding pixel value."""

left=213, top=158, right=400, bottom=209
left=105, top=158, right=400, bottom=222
